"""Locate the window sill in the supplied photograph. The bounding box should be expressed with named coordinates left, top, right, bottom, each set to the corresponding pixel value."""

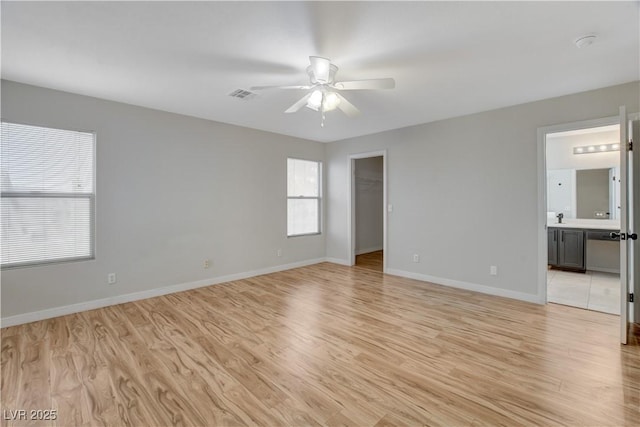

left=287, top=232, right=322, bottom=238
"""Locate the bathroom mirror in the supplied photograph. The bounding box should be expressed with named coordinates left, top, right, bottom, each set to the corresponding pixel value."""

left=547, top=167, right=619, bottom=220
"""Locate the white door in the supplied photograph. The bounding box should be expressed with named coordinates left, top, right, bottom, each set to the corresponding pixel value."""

left=619, top=106, right=638, bottom=344
left=633, top=119, right=640, bottom=327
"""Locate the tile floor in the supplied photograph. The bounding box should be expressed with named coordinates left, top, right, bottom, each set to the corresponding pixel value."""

left=547, top=269, right=620, bottom=315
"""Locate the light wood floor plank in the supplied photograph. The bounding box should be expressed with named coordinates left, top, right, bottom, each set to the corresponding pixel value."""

left=11, top=321, right=52, bottom=427
left=2, top=260, right=640, bottom=426
left=1, top=333, right=22, bottom=427
left=355, top=251, right=383, bottom=272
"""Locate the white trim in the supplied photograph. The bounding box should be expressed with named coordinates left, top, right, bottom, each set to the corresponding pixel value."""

left=325, top=257, right=351, bottom=266
left=355, top=246, right=383, bottom=255
left=537, top=126, right=547, bottom=304
left=588, top=267, right=620, bottom=274
left=347, top=150, right=388, bottom=273
left=287, top=157, right=322, bottom=237
left=386, top=268, right=540, bottom=304
left=0, top=258, right=327, bottom=327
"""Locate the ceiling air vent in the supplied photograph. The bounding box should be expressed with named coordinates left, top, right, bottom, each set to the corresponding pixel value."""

left=228, top=89, right=257, bottom=100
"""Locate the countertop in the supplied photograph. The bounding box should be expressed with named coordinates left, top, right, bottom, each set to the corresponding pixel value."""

left=547, top=219, right=620, bottom=231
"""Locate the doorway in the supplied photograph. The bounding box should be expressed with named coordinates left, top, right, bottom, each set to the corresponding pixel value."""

left=354, top=156, right=384, bottom=271
left=348, top=150, right=387, bottom=273
left=544, top=124, right=621, bottom=314
left=538, top=110, right=640, bottom=344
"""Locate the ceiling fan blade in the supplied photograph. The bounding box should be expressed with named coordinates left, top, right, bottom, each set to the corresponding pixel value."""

left=334, top=93, right=361, bottom=117
left=334, top=78, right=395, bottom=90
left=250, top=85, right=311, bottom=91
left=309, top=56, right=331, bottom=83
left=285, top=93, right=312, bottom=113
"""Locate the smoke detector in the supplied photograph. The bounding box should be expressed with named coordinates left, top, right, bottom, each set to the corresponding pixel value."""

left=575, top=35, right=597, bottom=49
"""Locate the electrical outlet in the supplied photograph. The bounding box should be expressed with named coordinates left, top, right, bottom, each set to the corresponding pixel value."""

left=413, top=254, right=420, bottom=263
left=276, top=249, right=282, bottom=257
left=107, top=273, right=117, bottom=285
left=490, top=265, right=498, bottom=276
left=203, top=259, right=211, bottom=269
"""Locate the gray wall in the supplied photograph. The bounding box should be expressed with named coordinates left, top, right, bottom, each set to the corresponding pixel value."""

left=355, top=156, right=383, bottom=254
left=1, top=80, right=325, bottom=319
left=3, top=79, right=639, bottom=320
left=326, top=82, right=639, bottom=300
left=576, top=168, right=610, bottom=219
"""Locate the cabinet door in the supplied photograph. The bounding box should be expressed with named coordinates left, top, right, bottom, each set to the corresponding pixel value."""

left=558, top=229, right=585, bottom=270
left=547, top=229, right=558, bottom=265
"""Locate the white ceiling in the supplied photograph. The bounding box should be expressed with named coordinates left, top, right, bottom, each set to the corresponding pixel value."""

left=2, top=1, right=638, bottom=143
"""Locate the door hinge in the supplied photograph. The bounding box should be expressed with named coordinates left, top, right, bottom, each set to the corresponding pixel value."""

left=630, top=293, right=634, bottom=303
left=629, top=140, right=633, bottom=151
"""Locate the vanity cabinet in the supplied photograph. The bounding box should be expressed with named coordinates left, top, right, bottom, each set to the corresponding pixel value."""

left=548, top=228, right=585, bottom=271
left=548, top=229, right=558, bottom=265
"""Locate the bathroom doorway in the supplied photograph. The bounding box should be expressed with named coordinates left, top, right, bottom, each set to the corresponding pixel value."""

left=545, top=123, right=621, bottom=314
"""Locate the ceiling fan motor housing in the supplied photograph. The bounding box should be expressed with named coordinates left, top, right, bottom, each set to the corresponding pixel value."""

left=307, top=63, right=338, bottom=85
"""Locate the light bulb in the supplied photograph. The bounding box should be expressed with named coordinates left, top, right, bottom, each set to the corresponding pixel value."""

left=599, top=145, right=608, bottom=151
left=323, top=92, right=341, bottom=111
left=587, top=146, right=596, bottom=152
left=306, top=90, right=323, bottom=111
left=575, top=147, right=584, bottom=153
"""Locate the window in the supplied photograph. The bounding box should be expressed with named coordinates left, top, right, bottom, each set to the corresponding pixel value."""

left=1, top=121, right=95, bottom=268
left=287, top=158, right=321, bottom=236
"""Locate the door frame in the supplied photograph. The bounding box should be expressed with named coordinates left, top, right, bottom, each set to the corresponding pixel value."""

left=537, top=115, right=622, bottom=303
left=347, top=150, right=387, bottom=272
left=537, top=113, right=639, bottom=313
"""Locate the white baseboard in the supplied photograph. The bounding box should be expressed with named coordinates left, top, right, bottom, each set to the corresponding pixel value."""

left=386, top=268, right=541, bottom=304
left=2, top=259, right=542, bottom=327
left=588, top=267, right=620, bottom=274
left=355, top=246, right=383, bottom=255
left=324, top=257, right=351, bottom=266
left=1, top=258, right=327, bottom=328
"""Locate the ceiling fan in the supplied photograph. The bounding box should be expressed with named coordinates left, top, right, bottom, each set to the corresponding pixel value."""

left=250, top=56, right=395, bottom=126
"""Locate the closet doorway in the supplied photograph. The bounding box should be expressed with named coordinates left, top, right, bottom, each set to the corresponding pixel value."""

left=348, top=151, right=387, bottom=273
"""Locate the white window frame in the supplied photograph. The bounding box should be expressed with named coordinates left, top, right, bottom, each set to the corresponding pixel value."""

left=287, top=157, right=322, bottom=237
left=1, top=120, right=96, bottom=269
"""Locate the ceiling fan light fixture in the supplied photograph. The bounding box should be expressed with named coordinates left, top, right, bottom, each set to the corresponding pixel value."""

left=307, top=57, right=338, bottom=84
left=254, top=56, right=393, bottom=121
left=322, top=92, right=341, bottom=112
left=306, top=89, right=323, bottom=111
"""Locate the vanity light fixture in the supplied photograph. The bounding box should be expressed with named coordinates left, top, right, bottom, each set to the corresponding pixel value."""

left=573, top=143, right=620, bottom=155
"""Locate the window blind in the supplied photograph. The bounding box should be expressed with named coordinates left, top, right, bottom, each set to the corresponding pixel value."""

left=1, top=121, right=95, bottom=268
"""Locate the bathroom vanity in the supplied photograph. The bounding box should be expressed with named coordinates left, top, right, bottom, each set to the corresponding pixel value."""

left=547, top=220, right=620, bottom=272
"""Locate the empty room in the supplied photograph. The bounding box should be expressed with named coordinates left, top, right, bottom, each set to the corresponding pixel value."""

left=1, top=2, right=640, bottom=426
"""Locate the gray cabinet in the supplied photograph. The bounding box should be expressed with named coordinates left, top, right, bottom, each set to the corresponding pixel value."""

left=548, top=228, right=585, bottom=271
left=558, top=229, right=585, bottom=270
left=548, top=229, right=558, bottom=265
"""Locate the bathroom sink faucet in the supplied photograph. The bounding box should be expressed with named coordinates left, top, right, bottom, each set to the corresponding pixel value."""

left=556, top=213, right=564, bottom=224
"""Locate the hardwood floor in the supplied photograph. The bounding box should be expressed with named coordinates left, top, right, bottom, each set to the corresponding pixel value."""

left=355, top=250, right=383, bottom=272
left=2, top=262, right=640, bottom=426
